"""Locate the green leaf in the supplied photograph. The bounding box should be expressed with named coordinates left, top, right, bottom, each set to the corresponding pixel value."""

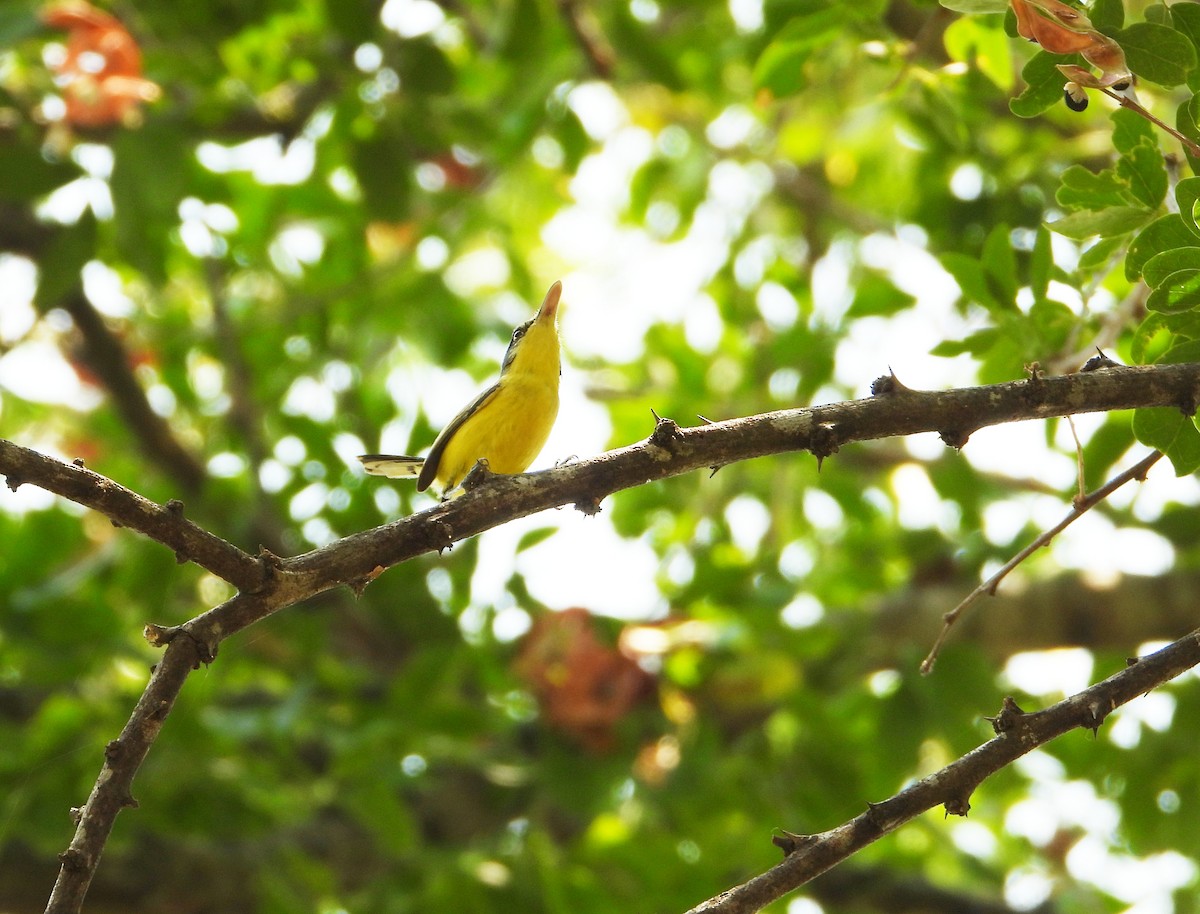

left=32, top=215, right=97, bottom=311
left=1161, top=339, right=1200, bottom=365
left=352, top=125, right=414, bottom=222
left=1144, top=3, right=1171, bottom=26
left=1171, top=1, right=1200, bottom=90
left=1048, top=206, right=1151, bottom=241
left=0, top=145, right=82, bottom=201
left=1076, top=235, right=1126, bottom=274
left=1055, top=164, right=1132, bottom=211
left=940, top=252, right=1000, bottom=312
left=1116, top=143, right=1168, bottom=209
left=0, top=3, right=41, bottom=45
left=516, top=527, right=558, bottom=553
left=931, top=326, right=997, bottom=358
left=942, top=17, right=1014, bottom=91
left=1131, top=311, right=1172, bottom=364
left=981, top=223, right=1017, bottom=308
left=1030, top=225, right=1051, bottom=301
left=1178, top=94, right=1200, bottom=172
left=110, top=124, right=193, bottom=283
left=1177, top=176, right=1200, bottom=237
left=1112, top=23, right=1196, bottom=89
left=1146, top=269, right=1200, bottom=314
left=1010, top=51, right=1072, bottom=118
left=395, top=39, right=456, bottom=94
left=754, top=11, right=843, bottom=97
left=937, top=0, right=1006, bottom=12
left=1133, top=406, right=1200, bottom=474
left=1160, top=308, right=1200, bottom=339
left=1143, top=249, right=1200, bottom=289
left=1090, top=0, right=1125, bottom=33
left=753, top=40, right=813, bottom=97
left=1127, top=214, right=1200, bottom=281
left=846, top=272, right=916, bottom=317
left=1111, top=108, right=1156, bottom=156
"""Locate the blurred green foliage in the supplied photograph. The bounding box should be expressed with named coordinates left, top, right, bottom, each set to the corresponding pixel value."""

left=3, top=0, right=1200, bottom=912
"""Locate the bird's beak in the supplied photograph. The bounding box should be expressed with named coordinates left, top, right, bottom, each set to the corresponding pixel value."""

left=537, top=281, right=562, bottom=323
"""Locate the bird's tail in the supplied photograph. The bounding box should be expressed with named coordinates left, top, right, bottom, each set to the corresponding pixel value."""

left=358, top=454, right=424, bottom=478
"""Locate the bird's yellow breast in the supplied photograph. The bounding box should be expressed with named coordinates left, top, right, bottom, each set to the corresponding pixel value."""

left=433, top=373, right=559, bottom=492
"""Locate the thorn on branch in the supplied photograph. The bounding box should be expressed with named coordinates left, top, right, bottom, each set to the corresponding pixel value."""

left=863, top=800, right=894, bottom=831
left=1024, top=361, right=1043, bottom=381
left=73, top=457, right=86, bottom=467
left=810, top=422, right=839, bottom=469
left=870, top=368, right=910, bottom=396
left=943, top=794, right=972, bottom=818
left=772, top=829, right=816, bottom=856
left=427, top=519, right=455, bottom=554
left=939, top=427, right=971, bottom=449
left=988, top=696, right=1027, bottom=735
left=1084, top=699, right=1111, bottom=736
left=649, top=411, right=681, bottom=450
left=348, top=568, right=383, bottom=598
left=574, top=495, right=604, bottom=516
left=461, top=457, right=493, bottom=492
left=165, top=498, right=185, bottom=515
left=58, top=848, right=89, bottom=872
left=252, top=546, right=283, bottom=591
left=708, top=464, right=723, bottom=478
left=143, top=622, right=176, bottom=648
left=175, top=627, right=219, bottom=668
left=1081, top=348, right=1118, bottom=372
left=697, top=414, right=714, bottom=425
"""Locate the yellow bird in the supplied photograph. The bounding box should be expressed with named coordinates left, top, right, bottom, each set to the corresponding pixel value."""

left=359, top=281, right=562, bottom=497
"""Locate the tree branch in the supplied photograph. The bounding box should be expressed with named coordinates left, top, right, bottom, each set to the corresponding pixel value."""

left=27, top=360, right=1200, bottom=912
left=60, top=287, right=207, bottom=494
left=44, top=632, right=206, bottom=914
left=0, top=439, right=266, bottom=592
left=684, top=628, right=1200, bottom=914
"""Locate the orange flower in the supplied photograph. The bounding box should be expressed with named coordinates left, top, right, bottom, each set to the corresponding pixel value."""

left=1011, top=0, right=1095, bottom=53
left=41, top=1, right=160, bottom=127
left=1010, top=0, right=1131, bottom=90
left=514, top=608, right=655, bottom=751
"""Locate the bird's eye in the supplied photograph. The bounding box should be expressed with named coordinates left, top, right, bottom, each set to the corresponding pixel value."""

left=512, top=324, right=529, bottom=343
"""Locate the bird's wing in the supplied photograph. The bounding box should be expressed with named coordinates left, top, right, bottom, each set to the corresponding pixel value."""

left=359, top=454, right=424, bottom=478
left=417, top=381, right=503, bottom=492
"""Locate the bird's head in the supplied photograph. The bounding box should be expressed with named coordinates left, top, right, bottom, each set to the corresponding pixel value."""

left=501, top=281, right=562, bottom=378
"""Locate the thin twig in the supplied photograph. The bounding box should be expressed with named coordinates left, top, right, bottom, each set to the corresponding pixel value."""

left=1099, top=87, right=1200, bottom=158
left=60, top=288, right=207, bottom=494
left=920, top=450, right=1164, bottom=675
left=1067, top=415, right=1085, bottom=503
left=556, top=0, right=615, bottom=79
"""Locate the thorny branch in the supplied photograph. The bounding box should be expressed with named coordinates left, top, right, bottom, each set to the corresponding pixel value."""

left=685, top=629, right=1200, bottom=914
left=0, top=438, right=266, bottom=593
left=6, top=360, right=1200, bottom=914
left=920, top=449, right=1165, bottom=674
